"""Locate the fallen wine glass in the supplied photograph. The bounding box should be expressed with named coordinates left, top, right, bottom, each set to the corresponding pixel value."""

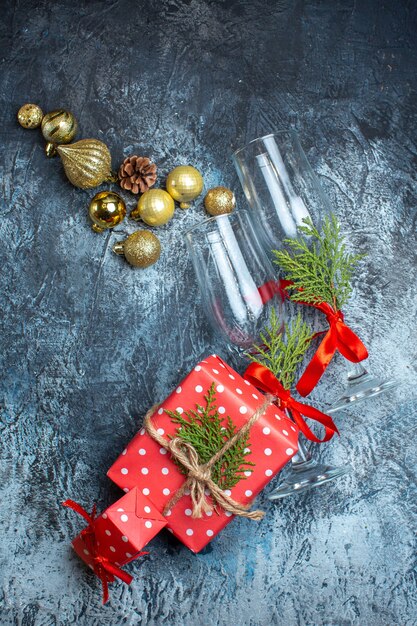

left=184, top=209, right=347, bottom=498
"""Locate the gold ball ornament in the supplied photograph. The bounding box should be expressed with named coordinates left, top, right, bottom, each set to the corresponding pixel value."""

left=57, top=139, right=113, bottom=189
left=166, top=165, right=203, bottom=209
left=41, top=109, right=78, bottom=144
left=130, top=189, right=175, bottom=226
left=17, top=103, right=43, bottom=129
left=88, top=191, right=126, bottom=233
left=204, top=186, right=236, bottom=216
left=113, top=230, right=161, bottom=268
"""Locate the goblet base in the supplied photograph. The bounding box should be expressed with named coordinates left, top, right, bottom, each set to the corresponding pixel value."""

left=327, top=370, right=397, bottom=414
left=268, top=458, right=349, bottom=500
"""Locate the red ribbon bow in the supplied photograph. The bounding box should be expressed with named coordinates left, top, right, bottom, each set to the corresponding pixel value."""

left=244, top=362, right=338, bottom=443
left=295, top=301, right=368, bottom=397
left=62, top=499, right=134, bottom=604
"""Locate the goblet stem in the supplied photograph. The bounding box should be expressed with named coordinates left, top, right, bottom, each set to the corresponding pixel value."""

left=223, top=348, right=350, bottom=499
left=267, top=408, right=349, bottom=499
left=328, top=360, right=397, bottom=414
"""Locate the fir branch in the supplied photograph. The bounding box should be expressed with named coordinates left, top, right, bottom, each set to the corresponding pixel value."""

left=273, top=214, right=364, bottom=310
left=248, top=310, right=314, bottom=390
left=165, top=383, right=255, bottom=490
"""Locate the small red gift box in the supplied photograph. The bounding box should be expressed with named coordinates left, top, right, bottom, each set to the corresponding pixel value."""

left=107, top=355, right=299, bottom=553
left=72, top=487, right=167, bottom=570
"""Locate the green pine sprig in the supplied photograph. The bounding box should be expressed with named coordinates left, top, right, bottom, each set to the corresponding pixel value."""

left=165, top=383, right=255, bottom=490
left=273, top=214, right=364, bottom=310
left=248, top=309, right=315, bottom=390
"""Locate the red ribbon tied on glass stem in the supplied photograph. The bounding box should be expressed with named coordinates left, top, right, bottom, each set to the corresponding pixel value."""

left=295, top=300, right=369, bottom=397
left=244, top=362, right=338, bottom=443
left=62, top=499, right=134, bottom=604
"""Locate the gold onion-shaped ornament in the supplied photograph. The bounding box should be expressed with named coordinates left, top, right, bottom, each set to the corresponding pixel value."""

left=57, top=139, right=113, bottom=189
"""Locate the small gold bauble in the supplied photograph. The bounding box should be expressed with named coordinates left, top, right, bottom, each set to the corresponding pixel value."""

left=204, top=186, right=236, bottom=216
left=57, top=139, right=112, bottom=189
left=130, top=189, right=175, bottom=226
left=41, top=109, right=78, bottom=144
left=17, top=103, right=43, bottom=129
left=89, top=191, right=126, bottom=233
left=113, top=230, right=161, bottom=268
left=166, top=165, right=203, bottom=209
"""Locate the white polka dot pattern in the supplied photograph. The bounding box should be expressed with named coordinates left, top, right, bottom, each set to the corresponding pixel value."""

left=105, top=354, right=299, bottom=553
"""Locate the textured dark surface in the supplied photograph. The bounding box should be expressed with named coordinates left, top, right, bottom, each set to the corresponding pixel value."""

left=1, top=1, right=416, bottom=624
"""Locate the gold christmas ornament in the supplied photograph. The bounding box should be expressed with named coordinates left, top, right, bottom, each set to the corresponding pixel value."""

left=166, top=165, right=203, bottom=209
left=41, top=109, right=78, bottom=144
left=204, top=186, right=236, bottom=216
left=45, top=142, right=58, bottom=158
left=17, top=103, right=43, bottom=129
left=88, top=191, right=126, bottom=233
left=57, top=139, right=112, bottom=189
left=130, top=189, right=175, bottom=226
left=113, top=230, right=161, bottom=268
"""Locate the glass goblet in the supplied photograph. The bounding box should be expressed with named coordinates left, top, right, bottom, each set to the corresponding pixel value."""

left=184, top=209, right=346, bottom=498
left=232, top=131, right=396, bottom=413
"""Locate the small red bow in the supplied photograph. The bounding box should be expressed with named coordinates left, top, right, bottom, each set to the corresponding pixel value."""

left=295, top=301, right=368, bottom=397
left=62, top=499, right=134, bottom=604
left=273, top=279, right=368, bottom=396
left=244, top=362, right=338, bottom=443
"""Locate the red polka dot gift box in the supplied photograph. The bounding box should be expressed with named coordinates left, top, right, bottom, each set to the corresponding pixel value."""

left=107, top=354, right=299, bottom=553
left=71, top=487, right=167, bottom=572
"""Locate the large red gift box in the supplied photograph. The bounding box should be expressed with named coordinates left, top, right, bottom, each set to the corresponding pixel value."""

left=72, top=487, right=167, bottom=569
left=107, top=355, right=299, bottom=553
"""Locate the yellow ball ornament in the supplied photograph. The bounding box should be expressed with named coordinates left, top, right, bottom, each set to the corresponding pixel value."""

left=130, top=189, right=175, bottom=226
left=166, top=165, right=203, bottom=209
left=41, top=109, right=78, bottom=144
left=113, top=231, right=161, bottom=268
left=17, top=103, right=43, bottom=129
left=204, top=186, right=236, bottom=216
left=88, top=191, right=126, bottom=233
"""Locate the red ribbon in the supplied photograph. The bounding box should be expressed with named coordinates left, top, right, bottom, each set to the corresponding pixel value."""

left=277, top=280, right=368, bottom=396
left=62, top=499, right=134, bottom=604
left=244, top=362, right=338, bottom=443
left=295, top=301, right=368, bottom=397
left=258, top=279, right=293, bottom=304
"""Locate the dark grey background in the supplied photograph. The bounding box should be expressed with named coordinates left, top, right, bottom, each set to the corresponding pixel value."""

left=1, top=1, right=416, bottom=625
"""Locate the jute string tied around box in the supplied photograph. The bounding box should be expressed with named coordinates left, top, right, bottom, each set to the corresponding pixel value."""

left=144, top=394, right=275, bottom=521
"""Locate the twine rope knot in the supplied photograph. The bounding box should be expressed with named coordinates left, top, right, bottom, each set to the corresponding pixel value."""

left=144, top=393, right=275, bottom=521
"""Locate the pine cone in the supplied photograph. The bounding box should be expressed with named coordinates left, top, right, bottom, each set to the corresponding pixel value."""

left=118, top=156, right=157, bottom=194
